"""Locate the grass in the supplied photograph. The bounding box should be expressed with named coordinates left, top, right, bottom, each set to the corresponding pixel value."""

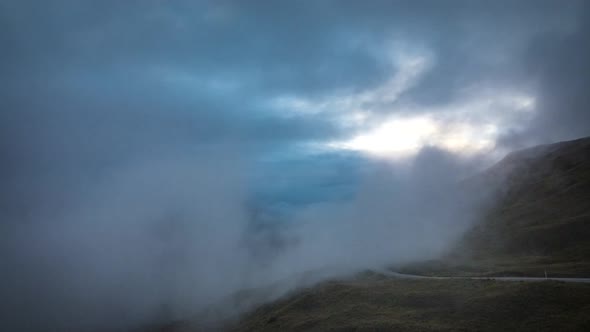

left=395, top=255, right=590, bottom=278
left=445, top=137, right=590, bottom=278
left=230, top=276, right=590, bottom=332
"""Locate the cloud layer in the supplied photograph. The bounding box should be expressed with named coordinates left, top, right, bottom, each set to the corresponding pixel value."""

left=1, top=1, right=589, bottom=330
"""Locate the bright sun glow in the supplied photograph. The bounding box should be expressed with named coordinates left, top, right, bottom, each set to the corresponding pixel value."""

left=330, top=116, right=498, bottom=158
left=270, top=46, right=537, bottom=159
left=334, top=117, right=437, bottom=156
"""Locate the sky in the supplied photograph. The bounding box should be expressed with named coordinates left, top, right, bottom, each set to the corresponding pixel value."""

left=1, top=1, right=590, bottom=331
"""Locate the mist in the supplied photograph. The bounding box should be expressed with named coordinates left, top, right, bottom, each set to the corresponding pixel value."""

left=2, top=1, right=589, bottom=331
left=0, top=83, right=492, bottom=330
left=1, top=130, right=492, bottom=331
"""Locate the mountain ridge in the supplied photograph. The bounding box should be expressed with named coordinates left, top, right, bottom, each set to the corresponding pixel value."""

left=395, top=136, right=590, bottom=278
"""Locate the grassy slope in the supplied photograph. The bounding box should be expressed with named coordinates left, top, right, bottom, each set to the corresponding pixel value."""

left=402, top=137, right=590, bottom=277
left=233, top=277, right=590, bottom=332
left=465, top=137, right=590, bottom=257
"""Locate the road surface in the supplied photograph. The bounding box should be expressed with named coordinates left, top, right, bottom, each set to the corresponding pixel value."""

left=374, top=270, right=590, bottom=283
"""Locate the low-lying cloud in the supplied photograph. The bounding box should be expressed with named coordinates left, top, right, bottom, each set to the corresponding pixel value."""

left=2, top=1, right=589, bottom=331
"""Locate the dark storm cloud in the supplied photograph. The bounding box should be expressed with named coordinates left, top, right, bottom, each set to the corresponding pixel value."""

left=2, top=0, right=587, bottom=135
left=517, top=3, right=590, bottom=145
left=0, top=0, right=388, bottom=95
left=393, top=0, right=576, bottom=106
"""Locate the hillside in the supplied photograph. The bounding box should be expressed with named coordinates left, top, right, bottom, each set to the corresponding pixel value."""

left=148, top=137, right=590, bottom=332
left=402, top=136, right=590, bottom=277
left=228, top=137, right=590, bottom=332
left=231, top=277, right=590, bottom=332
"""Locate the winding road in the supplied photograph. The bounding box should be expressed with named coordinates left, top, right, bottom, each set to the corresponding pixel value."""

left=374, top=270, right=590, bottom=283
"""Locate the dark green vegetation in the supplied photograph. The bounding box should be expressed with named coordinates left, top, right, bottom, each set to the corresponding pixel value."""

left=232, top=277, right=590, bottom=332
